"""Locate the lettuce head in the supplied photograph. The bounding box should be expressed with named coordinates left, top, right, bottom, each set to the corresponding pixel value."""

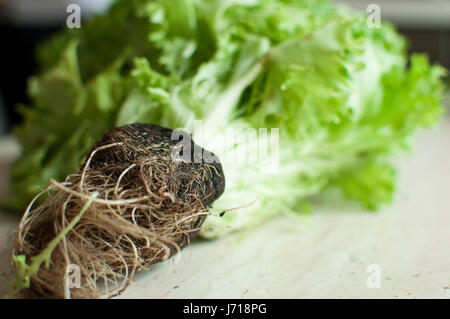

left=9, top=0, right=448, bottom=237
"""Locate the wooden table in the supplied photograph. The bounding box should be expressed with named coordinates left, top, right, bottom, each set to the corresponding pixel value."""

left=1, top=109, right=449, bottom=299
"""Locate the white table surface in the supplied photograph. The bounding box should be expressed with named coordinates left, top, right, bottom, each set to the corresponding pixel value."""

left=0, top=104, right=449, bottom=299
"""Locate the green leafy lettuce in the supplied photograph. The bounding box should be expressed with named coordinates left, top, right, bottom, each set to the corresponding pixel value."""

left=9, top=0, right=447, bottom=237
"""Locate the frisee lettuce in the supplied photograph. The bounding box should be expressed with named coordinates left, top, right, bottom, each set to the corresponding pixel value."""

left=9, top=0, right=447, bottom=238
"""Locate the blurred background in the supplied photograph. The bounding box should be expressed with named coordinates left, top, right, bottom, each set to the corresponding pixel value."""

left=0, top=0, right=111, bottom=135
left=0, top=0, right=449, bottom=135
